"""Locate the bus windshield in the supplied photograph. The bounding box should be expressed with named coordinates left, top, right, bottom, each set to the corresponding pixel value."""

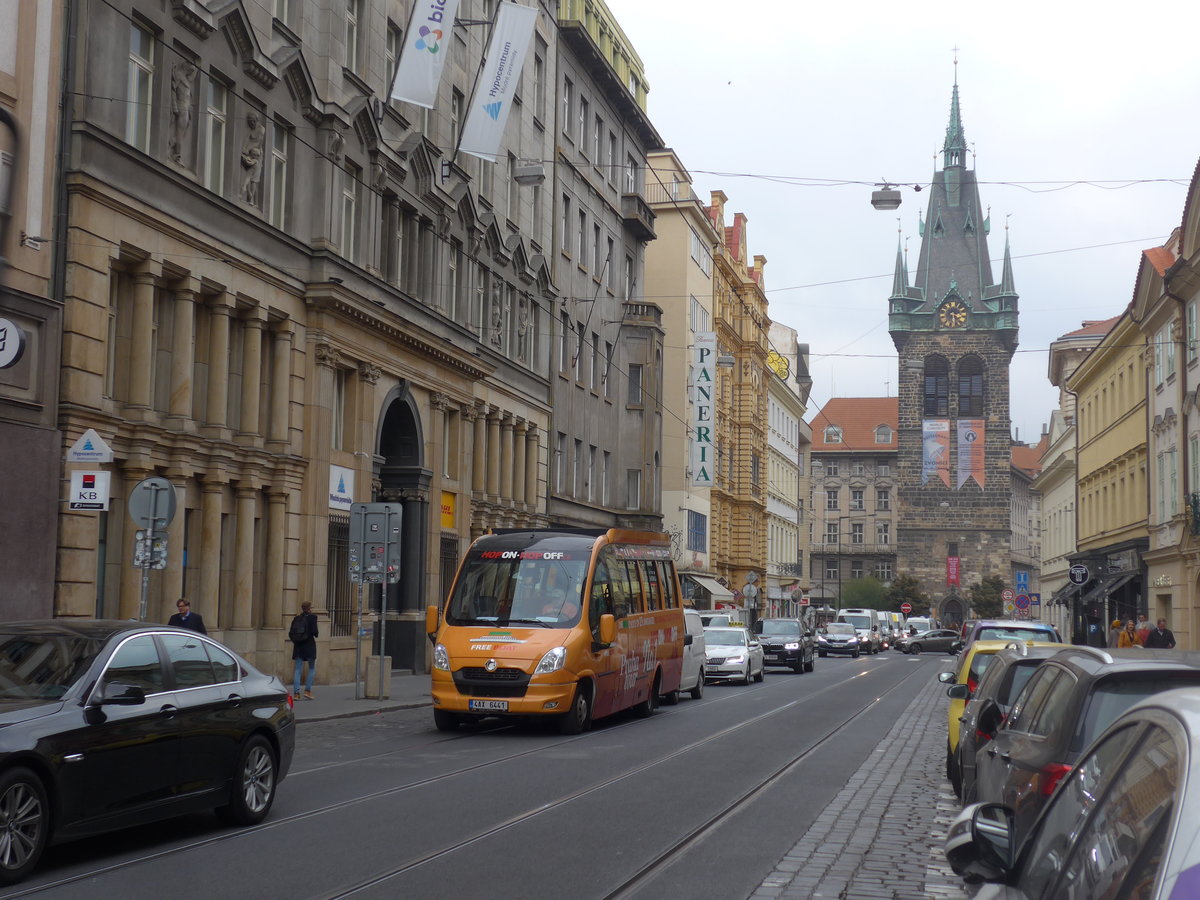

left=446, top=543, right=589, bottom=627
left=840, top=614, right=872, bottom=631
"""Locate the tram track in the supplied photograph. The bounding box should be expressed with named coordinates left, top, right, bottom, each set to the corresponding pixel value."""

left=3, top=655, right=929, bottom=899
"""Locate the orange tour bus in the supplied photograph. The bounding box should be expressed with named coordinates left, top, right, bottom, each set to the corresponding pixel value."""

left=426, top=528, right=686, bottom=734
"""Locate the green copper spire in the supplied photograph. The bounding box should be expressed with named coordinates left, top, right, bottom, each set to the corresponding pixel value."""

left=944, top=82, right=967, bottom=169
left=1001, top=227, right=1016, bottom=294
left=891, top=233, right=907, bottom=298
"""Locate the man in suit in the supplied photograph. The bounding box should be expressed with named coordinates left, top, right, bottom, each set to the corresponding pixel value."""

left=1143, top=618, right=1177, bottom=649
left=168, top=598, right=208, bottom=634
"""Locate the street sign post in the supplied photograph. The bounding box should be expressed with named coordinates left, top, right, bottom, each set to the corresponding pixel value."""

left=349, top=503, right=402, bottom=701
left=128, top=477, right=177, bottom=621
left=900, top=602, right=912, bottom=615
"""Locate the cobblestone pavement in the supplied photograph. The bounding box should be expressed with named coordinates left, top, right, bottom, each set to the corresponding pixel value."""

left=750, top=664, right=968, bottom=900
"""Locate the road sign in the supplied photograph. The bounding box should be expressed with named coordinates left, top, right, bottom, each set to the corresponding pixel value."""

left=900, top=602, right=912, bottom=614
left=1001, top=588, right=1015, bottom=602
left=1069, top=564, right=1090, bottom=585
left=67, top=428, right=113, bottom=463
left=0, top=317, right=27, bottom=369
left=799, top=595, right=810, bottom=607
left=69, top=470, right=111, bottom=510
left=1015, top=593, right=1030, bottom=610
left=128, top=476, right=177, bottom=529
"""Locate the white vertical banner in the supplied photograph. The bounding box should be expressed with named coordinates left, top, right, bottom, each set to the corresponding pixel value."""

left=690, top=332, right=716, bottom=487
left=458, top=2, right=538, bottom=162
left=391, top=0, right=463, bottom=107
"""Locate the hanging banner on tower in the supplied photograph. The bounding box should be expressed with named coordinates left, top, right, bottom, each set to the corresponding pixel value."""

left=458, top=2, right=538, bottom=162
left=921, top=419, right=950, bottom=487
left=956, top=418, right=986, bottom=489
left=391, top=0, right=463, bottom=108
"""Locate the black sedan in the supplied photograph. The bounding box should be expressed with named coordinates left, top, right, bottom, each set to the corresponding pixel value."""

left=752, top=618, right=816, bottom=673
left=0, top=620, right=295, bottom=885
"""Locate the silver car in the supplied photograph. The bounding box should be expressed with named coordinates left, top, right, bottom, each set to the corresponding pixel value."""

left=945, top=687, right=1200, bottom=898
left=703, top=627, right=765, bottom=684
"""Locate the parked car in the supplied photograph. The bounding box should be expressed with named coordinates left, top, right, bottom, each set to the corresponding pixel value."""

left=752, top=617, right=815, bottom=673
left=0, top=620, right=295, bottom=886
left=951, top=641, right=1062, bottom=803
left=703, top=627, right=765, bottom=684
left=958, top=619, right=1061, bottom=656
left=670, top=609, right=706, bottom=701
left=973, top=646, right=1200, bottom=846
left=903, top=628, right=960, bottom=655
left=817, top=622, right=861, bottom=658
left=938, top=640, right=1060, bottom=798
left=946, top=687, right=1200, bottom=899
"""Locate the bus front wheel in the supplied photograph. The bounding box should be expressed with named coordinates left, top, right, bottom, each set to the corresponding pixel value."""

left=631, top=671, right=661, bottom=718
left=558, top=683, right=592, bottom=735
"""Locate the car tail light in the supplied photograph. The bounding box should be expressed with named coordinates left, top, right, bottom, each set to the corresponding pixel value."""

left=1039, top=762, right=1072, bottom=797
left=967, top=677, right=978, bottom=694
left=975, top=727, right=994, bottom=742
left=287, top=692, right=294, bottom=710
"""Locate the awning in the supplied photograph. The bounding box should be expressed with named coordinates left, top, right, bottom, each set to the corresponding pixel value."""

left=684, top=575, right=734, bottom=600
left=1078, top=571, right=1139, bottom=605
left=1052, top=581, right=1084, bottom=605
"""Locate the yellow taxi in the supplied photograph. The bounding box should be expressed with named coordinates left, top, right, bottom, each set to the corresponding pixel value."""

left=937, top=639, right=1059, bottom=796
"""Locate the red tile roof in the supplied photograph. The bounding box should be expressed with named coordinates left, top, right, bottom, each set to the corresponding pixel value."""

left=808, top=398, right=898, bottom=452
left=1011, top=432, right=1047, bottom=477
left=1059, top=316, right=1120, bottom=340
left=1143, top=246, right=1177, bottom=277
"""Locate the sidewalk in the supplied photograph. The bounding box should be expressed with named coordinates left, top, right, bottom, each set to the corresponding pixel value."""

left=290, top=671, right=432, bottom=722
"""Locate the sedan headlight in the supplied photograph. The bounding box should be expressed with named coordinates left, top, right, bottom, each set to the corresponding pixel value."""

left=784, top=642, right=800, bottom=650
left=817, top=635, right=828, bottom=643
left=724, top=653, right=746, bottom=664
left=433, top=643, right=450, bottom=671
left=535, top=646, right=568, bottom=674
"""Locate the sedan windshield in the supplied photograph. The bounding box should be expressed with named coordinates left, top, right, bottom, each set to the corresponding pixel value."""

left=826, top=623, right=856, bottom=636
left=0, top=632, right=104, bottom=700
left=760, top=621, right=800, bottom=637
left=977, top=627, right=1058, bottom=643
left=706, top=628, right=747, bottom=646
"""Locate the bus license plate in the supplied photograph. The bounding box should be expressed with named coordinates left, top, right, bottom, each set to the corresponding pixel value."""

left=469, top=700, right=508, bottom=712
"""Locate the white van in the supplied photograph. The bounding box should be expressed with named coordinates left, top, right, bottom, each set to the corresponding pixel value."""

left=836, top=608, right=882, bottom=654
left=671, top=609, right=706, bottom=701
left=905, top=616, right=932, bottom=635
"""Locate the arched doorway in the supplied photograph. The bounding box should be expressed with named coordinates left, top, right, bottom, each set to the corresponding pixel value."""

left=376, top=384, right=432, bottom=673
left=939, top=593, right=966, bottom=628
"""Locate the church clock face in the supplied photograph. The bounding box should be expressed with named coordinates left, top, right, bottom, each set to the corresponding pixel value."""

left=938, top=299, right=968, bottom=328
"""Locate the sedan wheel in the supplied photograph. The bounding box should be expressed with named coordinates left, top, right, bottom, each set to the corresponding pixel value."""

left=689, top=676, right=704, bottom=700
left=754, top=664, right=764, bottom=683
left=216, top=735, right=278, bottom=826
left=909, top=643, right=922, bottom=655
left=0, top=768, right=48, bottom=886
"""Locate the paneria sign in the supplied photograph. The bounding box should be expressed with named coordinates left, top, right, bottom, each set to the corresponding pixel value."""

left=690, top=332, right=716, bottom=487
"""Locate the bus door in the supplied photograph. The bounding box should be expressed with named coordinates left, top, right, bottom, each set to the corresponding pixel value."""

left=587, top=555, right=622, bottom=719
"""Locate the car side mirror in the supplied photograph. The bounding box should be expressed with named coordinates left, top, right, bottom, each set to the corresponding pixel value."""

left=951, top=641, right=964, bottom=653
left=937, top=671, right=956, bottom=684
left=947, top=683, right=970, bottom=700
left=425, top=604, right=440, bottom=636
left=598, top=614, right=616, bottom=645
left=804, top=630, right=814, bottom=638
left=97, top=681, right=147, bottom=706
left=684, top=633, right=693, bottom=646
left=945, top=803, right=1015, bottom=884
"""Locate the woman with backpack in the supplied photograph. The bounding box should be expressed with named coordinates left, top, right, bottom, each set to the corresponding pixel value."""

left=289, top=600, right=319, bottom=700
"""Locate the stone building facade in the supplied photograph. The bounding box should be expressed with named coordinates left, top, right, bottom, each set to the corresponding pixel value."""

left=52, top=0, right=617, bottom=682
left=888, top=82, right=1018, bottom=623
left=0, top=0, right=64, bottom=617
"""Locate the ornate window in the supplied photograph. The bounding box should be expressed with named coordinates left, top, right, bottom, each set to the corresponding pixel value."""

left=923, top=356, right=949, bottom=417
left=957, top=356, right=985, bottom=417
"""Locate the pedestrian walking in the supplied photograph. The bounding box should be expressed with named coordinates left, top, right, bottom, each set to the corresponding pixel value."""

left=1136, top=614, right=1151, bottom=643
left=289, top=601, right=319, bottom=700
left=1117, top=620, right=1143, bottom=648
left=1107, top=619, right=1122, bottom=649
left=168, top=598, right=207, bottom=634
left=1143, top=618, right=1177, bottom=649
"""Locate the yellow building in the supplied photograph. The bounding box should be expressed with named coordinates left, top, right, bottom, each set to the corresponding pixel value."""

left=706, top=192, right=770, bottom=605
left=1065, top=310, right=1148, bottom=641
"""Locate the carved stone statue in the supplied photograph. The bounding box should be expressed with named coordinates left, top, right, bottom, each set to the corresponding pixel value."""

left=168, top=61, right=197, bottom=164
left=516, top=296, right=530, bottom=360
left=240, top=111, right=267, bottom=205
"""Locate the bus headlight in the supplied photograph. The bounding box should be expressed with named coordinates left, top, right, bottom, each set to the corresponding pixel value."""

left=433, top=643, right=450, bottom=671
left=535, top=646, right=568, bottom=674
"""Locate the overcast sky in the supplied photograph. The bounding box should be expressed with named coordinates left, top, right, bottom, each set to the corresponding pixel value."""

left=603, top=0, right=1200, bottom=444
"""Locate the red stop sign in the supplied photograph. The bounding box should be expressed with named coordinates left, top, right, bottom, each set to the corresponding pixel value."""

left=900, top=602, right=912, bottom=614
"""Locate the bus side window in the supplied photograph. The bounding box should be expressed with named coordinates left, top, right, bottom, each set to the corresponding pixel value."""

left=658, top=561, right=677, bottom=609
left=642, top=560, right=661, bottom=611
left=623, top=560, right=644, bottom=616
left=590, top=560, right=615, bottom=639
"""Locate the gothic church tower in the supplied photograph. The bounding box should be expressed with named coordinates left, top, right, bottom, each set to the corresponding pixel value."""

left=889, top=80, right=1019, bottom=622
